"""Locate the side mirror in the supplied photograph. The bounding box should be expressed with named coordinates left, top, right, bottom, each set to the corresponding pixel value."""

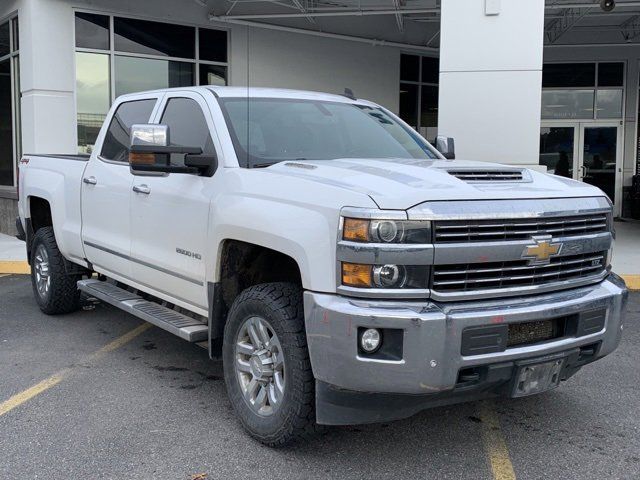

left=435, top=135, right=456, bottom=160
left=129, top=124, right=217, bottom=175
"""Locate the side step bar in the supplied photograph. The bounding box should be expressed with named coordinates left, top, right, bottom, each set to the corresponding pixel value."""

left=78, top=279, right=208, bottom=342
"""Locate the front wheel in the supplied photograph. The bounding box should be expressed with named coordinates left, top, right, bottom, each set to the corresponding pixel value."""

left=223, top=282, right=320, bottom=447
left=30, top=226, right=82, bottom=315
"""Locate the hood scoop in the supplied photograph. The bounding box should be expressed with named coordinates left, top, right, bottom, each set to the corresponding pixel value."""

left=445, top=168, right=529, bottom=183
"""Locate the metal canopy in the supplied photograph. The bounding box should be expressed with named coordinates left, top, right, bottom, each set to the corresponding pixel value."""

left=202, top=0, right=640, bottom=49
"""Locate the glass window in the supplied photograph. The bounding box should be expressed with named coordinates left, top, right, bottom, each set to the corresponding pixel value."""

left=0, top=59, right=13, bottom=186
left=76, top=52, right=110, bottom=153
left=0, top=22, right=9, bottom=57
left=160, top=98, right=215, bottom=166
left=598, top=62, right=624, bottom=87
left=542, top=63, right=595, bottom=88
left=114, top=17, right=195, bottom=59
left=101, top=99, right=156, bottom=162
left=399, top=83, right=418, bottom=128
left=199, top=28, right=227, bottom=63
left=541, top=90, right=594, bottom=119
left=11, top=17, right=18, bottom=52
left=539, top=127, right=574, bottom=178
left=420, top=85, right=438, bottom=128
left=75, top=13, right=109, bottom=50
left=199, top=64, right=227, bottom=86
left=115, top=56, right=194, bottom=97
left=400, top=54, right=419, bottom=82
left=219, top=98, right=436, bottom=168
left=421, top=56, right=439, bottom=84
left=596, top=89, right=623, bottom=119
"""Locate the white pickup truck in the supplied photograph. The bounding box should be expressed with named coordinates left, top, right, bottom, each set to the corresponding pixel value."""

left=17, top=86, right=627, bottom=446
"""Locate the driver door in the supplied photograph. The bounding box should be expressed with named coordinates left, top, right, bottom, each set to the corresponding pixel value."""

left=129, top=91, right=219, bottom=313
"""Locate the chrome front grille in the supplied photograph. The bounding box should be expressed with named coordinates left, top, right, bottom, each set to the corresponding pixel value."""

left=433, top=213, right=609, bottom=243
left=432, top=251, right=607, bottom=293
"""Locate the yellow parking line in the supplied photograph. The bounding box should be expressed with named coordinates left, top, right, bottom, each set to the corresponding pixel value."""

left=0, top=323, right=152, bottom=418
left=621, top=275, right=640, bottom=291
left=0, top=261, right=30, bottom=274
left=478, top=401, right=517, bottom=480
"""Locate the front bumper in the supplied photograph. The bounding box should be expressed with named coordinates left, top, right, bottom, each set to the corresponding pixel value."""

left=304, top=274, right=628, bottom=424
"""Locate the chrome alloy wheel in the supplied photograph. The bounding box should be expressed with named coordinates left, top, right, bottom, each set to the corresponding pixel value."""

left=235, top=316, right=285, bottom=416
left=34, top=244, right=51, bottom=300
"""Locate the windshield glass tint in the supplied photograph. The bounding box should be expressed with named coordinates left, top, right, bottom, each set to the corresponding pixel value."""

left=218, top=98, right=436, bottom=167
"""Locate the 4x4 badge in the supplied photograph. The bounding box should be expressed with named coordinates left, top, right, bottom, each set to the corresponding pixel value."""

left=522, top=235, right=562, bottom=265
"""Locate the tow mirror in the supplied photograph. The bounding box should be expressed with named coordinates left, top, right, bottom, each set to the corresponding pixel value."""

left=129, top=124, right=217, bottom=176
left=435, top=135, right=456, bottom=160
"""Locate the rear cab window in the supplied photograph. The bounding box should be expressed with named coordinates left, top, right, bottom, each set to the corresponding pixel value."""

left=100, top=99, right=157, bottom=162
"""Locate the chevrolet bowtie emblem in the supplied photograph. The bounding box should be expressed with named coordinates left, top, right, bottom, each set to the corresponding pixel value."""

left=522, top=236, right=562, bottom=265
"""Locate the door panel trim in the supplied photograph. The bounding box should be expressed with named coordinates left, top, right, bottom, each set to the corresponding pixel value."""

left=84, top=240, right=204, bottom=286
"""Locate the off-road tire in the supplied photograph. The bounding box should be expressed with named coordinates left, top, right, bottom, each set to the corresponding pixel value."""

left=30, top=226, right=82, bottom=315
left=223, top=282, right=321, bottom=447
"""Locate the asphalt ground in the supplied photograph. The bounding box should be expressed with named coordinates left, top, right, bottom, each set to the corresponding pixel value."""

left=1, top=274, right=638, bottom=480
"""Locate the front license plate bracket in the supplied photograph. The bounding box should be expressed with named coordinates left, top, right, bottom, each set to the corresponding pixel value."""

left=511, top=359, right=564, bottom=397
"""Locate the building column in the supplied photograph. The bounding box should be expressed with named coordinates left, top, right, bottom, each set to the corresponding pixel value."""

left=437, top=0, right=545, bottom=167
left=20, top=0, right=76, bottom=154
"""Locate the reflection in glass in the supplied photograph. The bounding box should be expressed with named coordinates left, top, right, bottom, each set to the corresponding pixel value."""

left=0, top=59, right=13, bottom=185
left=542, top=63, right=595, bottom=88
left=421, top=56, right=439, bottom=84
left=582, top=127, right=616, bottom=204
left=0, top=22, right=9, bottom=57
left=539, top=127, right=574, bottom=178
left=541, top=90, right=594, bottom=119
left=598, top=62, right=624, bottom=87
left=114, top=17, right=195, bottom=58
left=199, top=29, right=228, bottom=62
left=75, top=13, right=110, bottom=50
left=115, top=56, right=194, bottom=97
left=420, top=85, right=438, bottom=128
left=595, top=89, right=623, bottom=119
left=199, top=64, right=227, bottom=86
left=399, top=83, right=418, bottom=128
left=400, top=54, right=419, bottom=82
left=76, top=52, right=110, bottom=153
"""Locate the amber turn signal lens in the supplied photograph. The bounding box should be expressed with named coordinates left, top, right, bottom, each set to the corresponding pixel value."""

left=343, top=218, right=370, bottom=242
left=129, top=152, right=156, bottom=165
left=342, top=262, right=372, bottom=288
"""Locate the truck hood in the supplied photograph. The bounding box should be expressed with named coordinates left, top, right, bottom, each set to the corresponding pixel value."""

left=264, top=158, right=607, bottom=210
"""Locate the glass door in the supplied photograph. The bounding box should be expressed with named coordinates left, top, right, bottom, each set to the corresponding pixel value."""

left=540, top=122, right=622, bottom=216
left=579, top=125, right=620, bottom=210
left=539, top=124, right=579, bottom=179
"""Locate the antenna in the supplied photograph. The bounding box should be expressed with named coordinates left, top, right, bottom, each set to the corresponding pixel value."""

left=342, top=88, right=356, bottom=100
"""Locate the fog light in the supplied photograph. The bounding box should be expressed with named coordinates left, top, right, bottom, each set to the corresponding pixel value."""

left=360, top=328, right=381, bottom=353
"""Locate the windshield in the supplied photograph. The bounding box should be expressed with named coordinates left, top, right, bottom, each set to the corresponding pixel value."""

left=218, top=97, right=437, bottom=168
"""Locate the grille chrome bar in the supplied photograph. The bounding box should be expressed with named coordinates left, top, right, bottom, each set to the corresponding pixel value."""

left=434, top=214, right=608, bottom=243
left=432, top=252, right=607, bottom=293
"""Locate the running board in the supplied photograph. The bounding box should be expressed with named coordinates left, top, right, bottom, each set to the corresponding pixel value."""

left=78, top=279, right=208, bottom=342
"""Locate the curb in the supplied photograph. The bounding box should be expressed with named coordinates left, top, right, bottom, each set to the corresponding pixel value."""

left=1, top=261, right=639, bottom=291
left=621, top=275, right=640, bottom=291
left=0, top=261, right=30, bottom=274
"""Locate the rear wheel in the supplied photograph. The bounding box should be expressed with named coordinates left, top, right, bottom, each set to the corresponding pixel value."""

left=30, top=227, right=82, bottom=315
left=223, top=282, right=320, bottom=446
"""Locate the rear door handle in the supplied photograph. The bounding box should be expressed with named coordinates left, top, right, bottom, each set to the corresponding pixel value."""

left=83, top=176, right=97, bottom=185
left=133, top=184, right=151, bottom=195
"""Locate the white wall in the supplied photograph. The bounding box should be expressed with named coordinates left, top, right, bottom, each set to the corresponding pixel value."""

left=438, top=0, right=545, bottom=167
left=20, top=0, right=77, bottom=154
left=230, top=26, right=399, bottom=111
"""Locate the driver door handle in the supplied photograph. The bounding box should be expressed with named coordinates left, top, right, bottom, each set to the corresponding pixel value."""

left=83, top=176, right=97, bottom=185
left=133, top=184, right=151, bottom=195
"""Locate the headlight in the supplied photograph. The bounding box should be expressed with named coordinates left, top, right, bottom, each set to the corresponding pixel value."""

left=343, top=218, right=431, bottom=244
left=342, top=262, right=429, bottom=289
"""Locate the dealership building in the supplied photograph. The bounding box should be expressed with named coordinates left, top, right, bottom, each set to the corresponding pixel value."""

left=1, top=0, right=640, bottom=233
